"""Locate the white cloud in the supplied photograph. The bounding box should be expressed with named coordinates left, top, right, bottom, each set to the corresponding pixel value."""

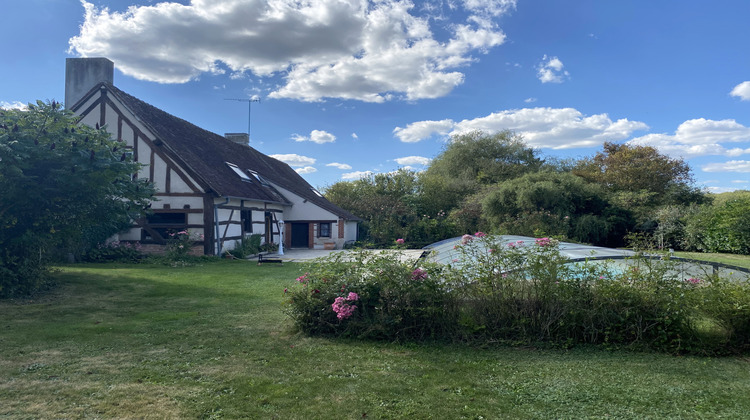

left=731, top=180, right=749, bottom=184
left=524, top=97, right=537, bottom=103
left=629, top=118, right=750, bottom=158
left=351, top=132, right=358, bottom=139
left=393, top=119, right=454, bottom=143
left=292, top=130, right=336, bottom=144
left=327, top=162, right=352, bottom=170
left=0, top=101, right=27, bottom=110
left=394, top=155, right=431, bottom=166
left=394, top=107, right=648, bottom=148
left=310, top=130, right=336, bottom=144
left=69, top=0, right=513, bottom=102
left=295, top=166, right=318, bottom=174
left=730, top=81, right=750, bottom=101
left=537, top=55, right=569, bottom=84
left=706, top=186, right=742, bottom=193
left=342, top=170, right=374, bottom=180
left=702, top=160, right=750, bottom=173
left=269, top=153, right=316, bottom=167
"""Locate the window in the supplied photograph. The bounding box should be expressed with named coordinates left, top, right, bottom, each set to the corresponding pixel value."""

left=248, top=170, right=270, bottom=186
left=226, top=162, right=252, bottom=182
left=318, top=222, right=331, bottom=238
left=147, top=212, right=187, bottom=225
left=142, top=212, right=187, bottom=242
left=311, top=188, right=323, bottom=198
left=242, top=210, right=253, bottom=233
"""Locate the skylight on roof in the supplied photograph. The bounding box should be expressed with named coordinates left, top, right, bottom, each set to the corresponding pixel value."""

left=249, top=170, right=270, bottom=186
left=311, top=188, right=323, bottom=197
left=226, top=162, right=252, bottom=182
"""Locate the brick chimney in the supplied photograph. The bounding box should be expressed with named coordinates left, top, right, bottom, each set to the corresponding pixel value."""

left=65, top=57, right=114, bottom=109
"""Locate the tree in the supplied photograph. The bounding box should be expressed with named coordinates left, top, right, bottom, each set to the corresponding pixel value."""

left=573, top=142, right=708, bottom=232
left=419, top=130, right=543, bottom=215
left=324, top=169, right=456, bottom=246
left=481, top=171, right=630, bottom=246
left=573, top=142, right=702, bottom=204
left=1, top=101, right=154, bottom=296
left=684, top=195, right=750, bottom=254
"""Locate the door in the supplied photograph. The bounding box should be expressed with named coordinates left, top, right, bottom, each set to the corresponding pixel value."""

left=264, top=212, right=274, bottom=243
left=291, top=222, right=309, bottom=248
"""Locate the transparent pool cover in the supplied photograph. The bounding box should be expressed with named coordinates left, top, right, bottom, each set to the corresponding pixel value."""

left=423, top=235, right=750, bottom=282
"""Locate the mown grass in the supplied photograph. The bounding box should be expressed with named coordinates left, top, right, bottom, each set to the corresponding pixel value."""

left=674, top=251, right=750, bottom=270
left=1, top=260, right=750, bottom=419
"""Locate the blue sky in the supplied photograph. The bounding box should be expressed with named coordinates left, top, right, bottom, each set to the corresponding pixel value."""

left=2, top=0, right=749, bottom=192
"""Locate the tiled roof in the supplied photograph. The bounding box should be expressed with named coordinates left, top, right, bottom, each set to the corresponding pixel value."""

left=101, top=83, right=361, bottom=220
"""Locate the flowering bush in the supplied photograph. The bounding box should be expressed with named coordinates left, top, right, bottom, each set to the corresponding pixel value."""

left=284, top=250, right=454, bottom=340
left=85, top=240, right=144, bottom=263
left=285, top=233, right=750, bottom=354
left=165, top=230, right=201, bottom=261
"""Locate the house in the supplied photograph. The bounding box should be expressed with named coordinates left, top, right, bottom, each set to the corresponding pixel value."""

left=64, top=57, right=360, bottom=255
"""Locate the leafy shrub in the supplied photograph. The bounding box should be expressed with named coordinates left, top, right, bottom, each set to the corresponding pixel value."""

left=285, top=250, right=457, bottom=341
left=0, top=250, right=51, bottom=298
left=84, top=241, right=144, bottom=263
left=285, top=234, right=750, bottom=354
left=684, top=197, right=750, bottom=254
left=165, top=230, right=202, bottom=261
left=697, top=276, right=750, bottom=351
left=228, top=234, right=261, bottom=259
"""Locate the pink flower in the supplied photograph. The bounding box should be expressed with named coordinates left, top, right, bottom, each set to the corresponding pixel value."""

left=489, top=249, right=495, bottom=253
left=686, top=277, right=702, bottom=284
left=395, top=238, right=405, bottom=244
left=535, top=237, right=552, bottom=247
left=346, top=292, right=359, bottom=301
left=461, top=234, right=474, bottom=245
left=411, top=268, right=428, bottom=281
left=474, top=232, right=487, bottom=238
left=452, top=259, right=459, bottom=263
left=332, top=296, right=358, bottom=320
left=296, top=273, right=309, bottom=283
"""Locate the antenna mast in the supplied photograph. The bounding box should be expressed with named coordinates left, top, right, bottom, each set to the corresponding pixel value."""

left=224, top=97, right=260, bottom=140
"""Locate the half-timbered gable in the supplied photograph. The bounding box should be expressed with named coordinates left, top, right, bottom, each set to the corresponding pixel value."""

left=65, top=57, right=359, bottom=255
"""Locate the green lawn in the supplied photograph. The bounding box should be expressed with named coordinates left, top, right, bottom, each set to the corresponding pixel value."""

left=2, top=260, right=750, bottom=419
left=673, top=251, right=750, bottom=270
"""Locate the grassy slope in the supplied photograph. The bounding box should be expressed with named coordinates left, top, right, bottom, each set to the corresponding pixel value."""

left=673, top=251, right=750, bottom=270
left=1, top=260, right=749, bottom=419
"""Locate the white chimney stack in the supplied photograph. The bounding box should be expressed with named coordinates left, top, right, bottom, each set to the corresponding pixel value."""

left=65, top=57, right=114, bottom=109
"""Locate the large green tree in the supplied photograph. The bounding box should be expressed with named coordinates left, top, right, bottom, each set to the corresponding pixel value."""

left=419, top=130, right=543, bottom=215
left=1, top=101, right=154, bottom=296
left=573, top=142, right=706, bottom=210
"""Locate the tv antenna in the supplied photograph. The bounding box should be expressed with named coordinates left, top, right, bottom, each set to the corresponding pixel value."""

left=224, top=97, right=260, bottom=140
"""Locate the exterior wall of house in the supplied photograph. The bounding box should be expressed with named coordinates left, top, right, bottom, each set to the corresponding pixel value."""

left=213, top=197, right=285, bottom=254
left=75, top=89, right=215, bottom=253
left=72, top=81, right=355, bottom=255
left=270, top=183, right=356, bottom=249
